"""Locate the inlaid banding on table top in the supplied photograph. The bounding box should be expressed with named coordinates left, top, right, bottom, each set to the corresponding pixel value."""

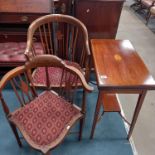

left=91, top=39, right=155, bottom=88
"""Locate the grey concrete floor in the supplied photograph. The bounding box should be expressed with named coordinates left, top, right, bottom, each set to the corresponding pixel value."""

left=116, top=2, right=155, bottom=155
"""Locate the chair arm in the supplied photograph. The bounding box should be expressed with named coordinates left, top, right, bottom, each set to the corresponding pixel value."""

left=66, top=65, right=94, bottom=92
left=0, top=66, right=25, bottom=92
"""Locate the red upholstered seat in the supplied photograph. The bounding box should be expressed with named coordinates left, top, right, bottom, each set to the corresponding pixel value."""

left=32, top=60, right=83, bottom=87
left=0, top=42, right=43, bottom=66
left=9, top=91, right=82, bottom=152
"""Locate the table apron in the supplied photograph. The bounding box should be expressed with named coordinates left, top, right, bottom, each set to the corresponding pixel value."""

left=99, top=89, right=148, bottom=94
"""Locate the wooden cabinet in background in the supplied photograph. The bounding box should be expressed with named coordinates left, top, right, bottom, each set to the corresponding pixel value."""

left=0, top=0, right=124, bottom=42
left=0, top=0, right=124, bottom=72
left=74, top=0, right=124, bottom=39
left=0, top=0, right=52, bottom=42
left=0, top=0, right=53, bottom=72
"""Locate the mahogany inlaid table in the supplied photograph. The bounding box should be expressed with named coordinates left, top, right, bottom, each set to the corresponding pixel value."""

left=90, top=39, right=155, bottom=139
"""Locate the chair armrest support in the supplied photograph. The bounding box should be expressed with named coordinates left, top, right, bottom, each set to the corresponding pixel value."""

left=66, top=65, right=94, bottom=92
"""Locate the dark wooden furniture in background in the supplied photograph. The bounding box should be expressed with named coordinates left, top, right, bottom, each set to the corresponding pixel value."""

left=0, top=0, right=124, bottom=41
left=74, top=0, right=124, bottom=39
left=0, top=0, right=124, bottom=72
left=54, top=0, right=73, bottom=14
left=0, top=0, right=52, bottom=72
left=90, top=39, right=155, bottom=139
left=0, top=0, right=52, bottom=42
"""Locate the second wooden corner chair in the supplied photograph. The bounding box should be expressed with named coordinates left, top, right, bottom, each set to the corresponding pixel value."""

left=0, top=55, right=93, bottom=155
left=24, top=14, right=91, bottom=88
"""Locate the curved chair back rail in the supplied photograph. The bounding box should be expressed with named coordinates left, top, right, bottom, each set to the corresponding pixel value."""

left=25, top=14, right=90, bottom=66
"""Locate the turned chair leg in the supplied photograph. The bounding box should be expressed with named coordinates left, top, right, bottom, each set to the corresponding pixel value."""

left=9, top=122, right=22, bottom=147
left=146, top=12, right=151, bottom=25
left=79, top=117, right=84, bottom=141
left=79, top=90, right=86, bottom=141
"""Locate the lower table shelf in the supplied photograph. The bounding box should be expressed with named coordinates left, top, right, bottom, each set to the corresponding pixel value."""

left=102, top=94, right=121, bottom=112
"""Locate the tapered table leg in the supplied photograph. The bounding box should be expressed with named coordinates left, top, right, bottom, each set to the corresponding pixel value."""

left=127, top=90, right=147, bottom=139
left=90, top=91, right=103, bottom=139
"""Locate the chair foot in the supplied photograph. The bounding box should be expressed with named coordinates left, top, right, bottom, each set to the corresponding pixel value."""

left=44, top=151, right=51, bottom=155
left=90, top=132, right=94, bottom=140
left=79, top=118, right=84, bottom=141
left=9, top=122, right=22, bottom=147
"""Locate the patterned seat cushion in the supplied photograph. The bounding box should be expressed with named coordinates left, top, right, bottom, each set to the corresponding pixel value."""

left=32, top=60, right=83, bottom=87
left=9, top=91, right=82, bottom=153
left=0, top=42, right=43, bottom=66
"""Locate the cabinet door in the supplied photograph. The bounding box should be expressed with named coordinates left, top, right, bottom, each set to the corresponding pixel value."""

left=74, top=0, right=124, bottom=39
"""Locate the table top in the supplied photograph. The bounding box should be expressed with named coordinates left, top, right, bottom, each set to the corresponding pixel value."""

left=91, top=39, right=155, bottom=90
left=0, top=0, right=51, bottom=14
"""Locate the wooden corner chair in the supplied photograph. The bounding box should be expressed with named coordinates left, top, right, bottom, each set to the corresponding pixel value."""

left=136, top=0, right=155, bottom=15
left=0, top=55, right=93, bottom=155
left=146, top=4, right=155, bottom=24
left=141, top=0, right=154, bottom=8
left=24, top=14, right=91, bottom=88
